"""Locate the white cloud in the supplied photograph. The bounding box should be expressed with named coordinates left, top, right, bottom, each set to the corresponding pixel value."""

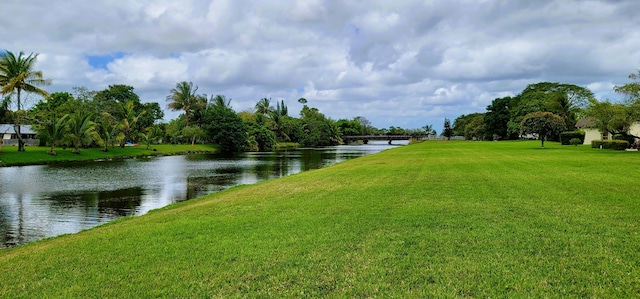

left=2, top=0, right=640, bottom=132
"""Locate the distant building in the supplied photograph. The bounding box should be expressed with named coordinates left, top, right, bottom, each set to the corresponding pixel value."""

left=576, top=118, right=640, bottom=145
left=0, top=124, right=39, bottom=146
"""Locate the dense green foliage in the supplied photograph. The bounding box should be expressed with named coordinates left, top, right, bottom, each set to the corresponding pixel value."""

left=519, top=112, right=566, bottom=148
left=452, top=113, right=487, bottom=140
left=442, top=118, right=453, bottom=139
left=591, top=140, right=630, bottom=150
left=452, top=76, right=640, bottom=146
left=585, top=98, right=640, bottom=138
left=484, top=96, right=515, bottom=140
left=569, top=138, right=582, bottom=146
left=0, top=141, right=639, bottom=297
left=202, top=105, right=247, bottom=152
left=559, top=131, right=585, bottom=145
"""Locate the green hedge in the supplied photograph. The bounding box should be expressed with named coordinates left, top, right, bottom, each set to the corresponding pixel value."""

left=591, top=140, right=629, bottom=150
left=560, top=131, right=585, bottom=145
left=612, top=134, right=636, bottom=145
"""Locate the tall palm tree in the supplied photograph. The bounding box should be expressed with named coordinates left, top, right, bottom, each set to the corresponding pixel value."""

left=0, top=51, right=51, bottom=151
left=255, top=98, right=272, bottom=115
left=166, top=81, right=204, bottom=127
left=270, top=100, right=290, bottom=141
left=210, top=94, right=232, bottom=108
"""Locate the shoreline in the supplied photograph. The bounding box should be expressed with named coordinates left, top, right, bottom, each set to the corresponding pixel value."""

left=0, top=144, right=220, bottom=167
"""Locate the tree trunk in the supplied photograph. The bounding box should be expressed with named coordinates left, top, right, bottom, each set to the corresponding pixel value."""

left=16, top=88, right=25, bottom=152
left=48, top=144, right=57, bottom=156
left=541, top=138, right=545, bottom=148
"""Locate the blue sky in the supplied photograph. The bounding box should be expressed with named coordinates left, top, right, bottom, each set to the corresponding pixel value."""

left=1, top=0, right=639, bottom=133
left=86, top=52, right=127, bottom=70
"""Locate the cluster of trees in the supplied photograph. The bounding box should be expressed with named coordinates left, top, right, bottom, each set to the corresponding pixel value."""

left=162, top=83, right=353, bottom=152
left=30, top=86, right=164, bottom=154
left=451, top=76, right=640, bottom=147
left=2, top=50, right=439, bottom=154
left=164, top=84, right=434, bottom=152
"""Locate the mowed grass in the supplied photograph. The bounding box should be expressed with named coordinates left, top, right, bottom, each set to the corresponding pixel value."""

left=0, top=144, right=219, bottom=166
left=0, top=141, right=639, bottom=297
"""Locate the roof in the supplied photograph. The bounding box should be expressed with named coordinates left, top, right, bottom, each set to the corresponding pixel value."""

left=575, top=118, right=596, bottom=128
left=0, top=124, right=36, bottom=135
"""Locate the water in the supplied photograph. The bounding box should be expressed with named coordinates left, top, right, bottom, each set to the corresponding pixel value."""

left=0, top=142, right=400, bottom=248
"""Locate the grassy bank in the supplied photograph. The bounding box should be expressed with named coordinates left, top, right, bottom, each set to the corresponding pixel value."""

left=0, top=144, right=219, bottom=167
left=0, top=141, right=638, bottom=297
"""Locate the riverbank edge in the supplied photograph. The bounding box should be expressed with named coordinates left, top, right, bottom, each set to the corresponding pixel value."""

left=0, top=145, right=220, bottom=167
left=0, top=142, right=303, bottom=167
left=0, top=150, right=218, bottom=167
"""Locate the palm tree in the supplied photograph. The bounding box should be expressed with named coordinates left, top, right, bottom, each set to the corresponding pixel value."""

left=166, top=81, right=204, bottom=126
left=548, top=92, right=580, bottom=129
left=0, top=51, right=51, bottom=151
left=269, top=100, right=290, bottom=141
left=66, top=111, right=96, bottom=154
left=255, top=98, right=272, bottom=115
left=118, top=101, right=145, bottom=148
left=422, top=124, right=436, bottom=138
left=96, top=113, right=122, bottom=152
left=33, top=111, right=69, bottom=155
left=140, top=125, right=163, bottom=150
left=210, top=94, right=232, bottom=108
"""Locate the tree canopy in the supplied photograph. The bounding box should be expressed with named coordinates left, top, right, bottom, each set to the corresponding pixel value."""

left=519, top=111, right=566, bottom=148
left=0, top=50, right=51, bottom=151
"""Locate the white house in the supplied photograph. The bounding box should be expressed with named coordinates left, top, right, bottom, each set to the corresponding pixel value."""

left=576, top=118, right=640, bottom=145
left=0, top=124, right=39, bottom=146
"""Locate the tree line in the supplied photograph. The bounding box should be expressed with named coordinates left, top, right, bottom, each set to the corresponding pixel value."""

left=0, top=50, right=436, bottom=154
left=449, top=75, right=640, bottom=147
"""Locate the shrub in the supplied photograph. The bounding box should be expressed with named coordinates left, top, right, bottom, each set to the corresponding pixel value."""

left=560, top=131, right=585, bottom=145
left=612, top=134, right=635, bottom=146
left=591, top=140, right=629, bottom=150
left=570, top=138, right=582, bottom=146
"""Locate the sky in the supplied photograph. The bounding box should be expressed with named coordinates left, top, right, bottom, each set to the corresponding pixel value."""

left=2, top=0, right=639, bottom=133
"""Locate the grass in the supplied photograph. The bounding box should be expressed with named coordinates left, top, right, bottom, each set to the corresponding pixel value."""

left=0, top=144, right=219, bottom=167
left=0, top=141, right=639, bottom=297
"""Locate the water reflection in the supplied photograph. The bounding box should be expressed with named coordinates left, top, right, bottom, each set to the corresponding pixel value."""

left=0, top=142, right=400, bottom=248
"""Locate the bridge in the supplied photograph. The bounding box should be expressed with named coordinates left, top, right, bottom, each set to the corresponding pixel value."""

left=341, top=135, right=428, bottom=144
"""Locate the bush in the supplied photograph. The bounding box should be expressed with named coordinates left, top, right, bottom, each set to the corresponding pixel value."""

left=560, top=131, right=585, bottom=145
left=591, top=140, right=629, bottom=150
left=612, top=134, right=635, bottom=146
left=570, top=138, right=582, bottom=146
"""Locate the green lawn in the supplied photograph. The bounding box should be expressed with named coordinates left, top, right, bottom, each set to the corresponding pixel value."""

left=0, top=144, right=219, bottom=166
left=0, top=141, right=638, bottom=297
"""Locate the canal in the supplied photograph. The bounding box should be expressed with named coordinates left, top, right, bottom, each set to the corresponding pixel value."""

left=0, top=143, right=400, bottom=248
